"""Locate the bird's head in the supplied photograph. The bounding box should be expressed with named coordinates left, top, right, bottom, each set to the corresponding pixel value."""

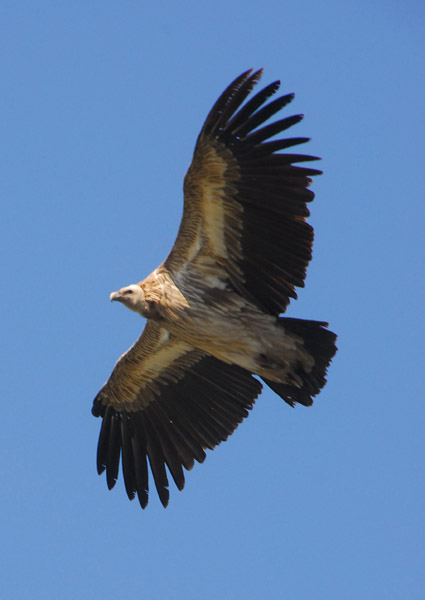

left=110, top=284, right=149, bottom=315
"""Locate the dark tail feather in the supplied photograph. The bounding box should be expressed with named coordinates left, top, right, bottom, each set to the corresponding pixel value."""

left=262, top=318, right=337, bottom=407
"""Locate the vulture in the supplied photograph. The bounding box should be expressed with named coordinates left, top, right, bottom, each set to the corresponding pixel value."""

left=92, top=69, right=337, bottom=509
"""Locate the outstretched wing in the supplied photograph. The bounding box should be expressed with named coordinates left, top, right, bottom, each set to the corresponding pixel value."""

left=165, top=69, right=321, bottom=315
left=92, top=320, right=262, bottom=508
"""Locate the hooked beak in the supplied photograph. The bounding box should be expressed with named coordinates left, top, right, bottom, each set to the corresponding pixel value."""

left=110, top=290, right=122, bottom=302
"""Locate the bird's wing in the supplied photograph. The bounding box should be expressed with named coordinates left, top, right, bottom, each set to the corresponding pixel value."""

left=92, top=320, right=262, bottom=508
left=164, top=69, right=321, bottom=315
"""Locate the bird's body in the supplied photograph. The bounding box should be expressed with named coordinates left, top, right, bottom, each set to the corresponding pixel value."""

left=93, top=69, right=337, bottom=509
left=128, top=266, right=314, bottom=383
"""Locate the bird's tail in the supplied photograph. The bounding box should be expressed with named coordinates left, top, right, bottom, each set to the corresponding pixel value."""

left=262, top=317, right=337, bottom=407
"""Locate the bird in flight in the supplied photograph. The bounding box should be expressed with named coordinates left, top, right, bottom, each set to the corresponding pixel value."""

left=92, top=69, right=337, bottom=509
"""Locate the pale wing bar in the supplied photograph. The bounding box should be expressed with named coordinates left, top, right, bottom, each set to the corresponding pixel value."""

left=198, top=69, right=321, bottom=315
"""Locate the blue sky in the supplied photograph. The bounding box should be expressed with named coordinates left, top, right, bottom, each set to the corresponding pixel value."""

left=1, top=1, right=424, bottom=598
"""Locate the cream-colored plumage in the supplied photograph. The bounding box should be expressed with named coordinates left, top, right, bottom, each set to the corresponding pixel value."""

left=92, top=69, right=337, bottom=509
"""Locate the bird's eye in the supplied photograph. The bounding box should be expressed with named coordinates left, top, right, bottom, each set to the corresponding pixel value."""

left=123, top=289, right=133, bottom=295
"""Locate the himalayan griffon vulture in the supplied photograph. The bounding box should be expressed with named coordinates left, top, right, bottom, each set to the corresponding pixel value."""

left=92, top=69, right=337, bottom=509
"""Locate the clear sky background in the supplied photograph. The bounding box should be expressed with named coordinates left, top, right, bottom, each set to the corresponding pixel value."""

left=1, top=2, right=424, bottom=599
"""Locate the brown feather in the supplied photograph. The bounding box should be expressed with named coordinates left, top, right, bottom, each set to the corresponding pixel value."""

left=164, top=73, right=322, bottom=315
left=93, top=321, right=262, bottom=508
